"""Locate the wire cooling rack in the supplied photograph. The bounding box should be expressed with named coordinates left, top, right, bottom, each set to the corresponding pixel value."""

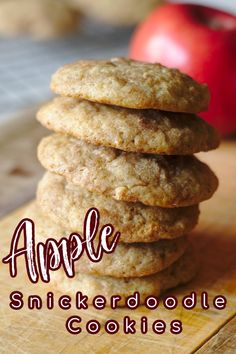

left=0, top=23, right=131, bottom=123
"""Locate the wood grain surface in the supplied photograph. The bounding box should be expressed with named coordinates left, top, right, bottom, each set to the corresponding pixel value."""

left=0, top=115, right=236, bottom=353
left=196, top=316, right=236, bottom=354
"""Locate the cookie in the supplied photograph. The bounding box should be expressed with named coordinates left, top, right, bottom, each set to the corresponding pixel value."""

left=37, top=97, right=220, bottom=155
left=0, top=0, right=78, bottom=39
left=52, top=247, right=197, bottom=306
left=50, top=57, right=209, bottom=113
left=69, top=0, right=163, bottom=26
left=38, top=134, right=218, bottom=207
left=37, top=172, right=199, bottom=243
left=26, top=202, right=188, bottom=277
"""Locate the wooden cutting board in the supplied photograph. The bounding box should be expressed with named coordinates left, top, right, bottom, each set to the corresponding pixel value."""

left=0, top=139, right=236, bottom=353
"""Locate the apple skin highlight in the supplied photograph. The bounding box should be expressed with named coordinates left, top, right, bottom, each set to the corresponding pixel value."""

left=130, top=3, right=236, bottom=135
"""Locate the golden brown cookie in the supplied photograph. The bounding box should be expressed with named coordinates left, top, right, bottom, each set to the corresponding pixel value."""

left=37, top=97, right=220, bottom=155
left=50, top=57, right=209, bottom=113
left=52, top=247, right=197, bottom=306
left=37, top=172, right=199, bottom=243
left=38, top=134, right=218, bottom=207
left=0, top=0, right=78, bottom=39
left=26, top=202, right=188, bottom=278
left=69, top=0, right=163, bottom=26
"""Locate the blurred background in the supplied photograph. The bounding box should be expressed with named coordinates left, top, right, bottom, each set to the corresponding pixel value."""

left=0, top=0, right=235, bottom=123
left=0, top=0, right=235, bottom=216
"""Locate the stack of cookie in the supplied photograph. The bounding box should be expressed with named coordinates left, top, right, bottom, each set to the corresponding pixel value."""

left=32, top=58, right=219, bottom=305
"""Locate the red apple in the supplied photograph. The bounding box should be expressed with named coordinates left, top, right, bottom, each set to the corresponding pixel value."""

left=129, top=3, right=236, bottom=135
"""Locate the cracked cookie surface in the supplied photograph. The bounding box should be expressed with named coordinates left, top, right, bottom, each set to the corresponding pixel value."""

left=37, top=172, right=199, bottom=242
left=38, top=134, right=218, bottom=207
left=26, top=202, right=188, bottom=277
left=52, top=247, right=197, bottom=306
left=37, top=96, right=219, bottom=155
left=51, top=57, right=209, bottom=113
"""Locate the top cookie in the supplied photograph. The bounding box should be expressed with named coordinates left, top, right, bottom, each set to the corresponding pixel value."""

left=37, top=97, right=219, bottom=155
left=51, top=57, right=209, bottom=113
